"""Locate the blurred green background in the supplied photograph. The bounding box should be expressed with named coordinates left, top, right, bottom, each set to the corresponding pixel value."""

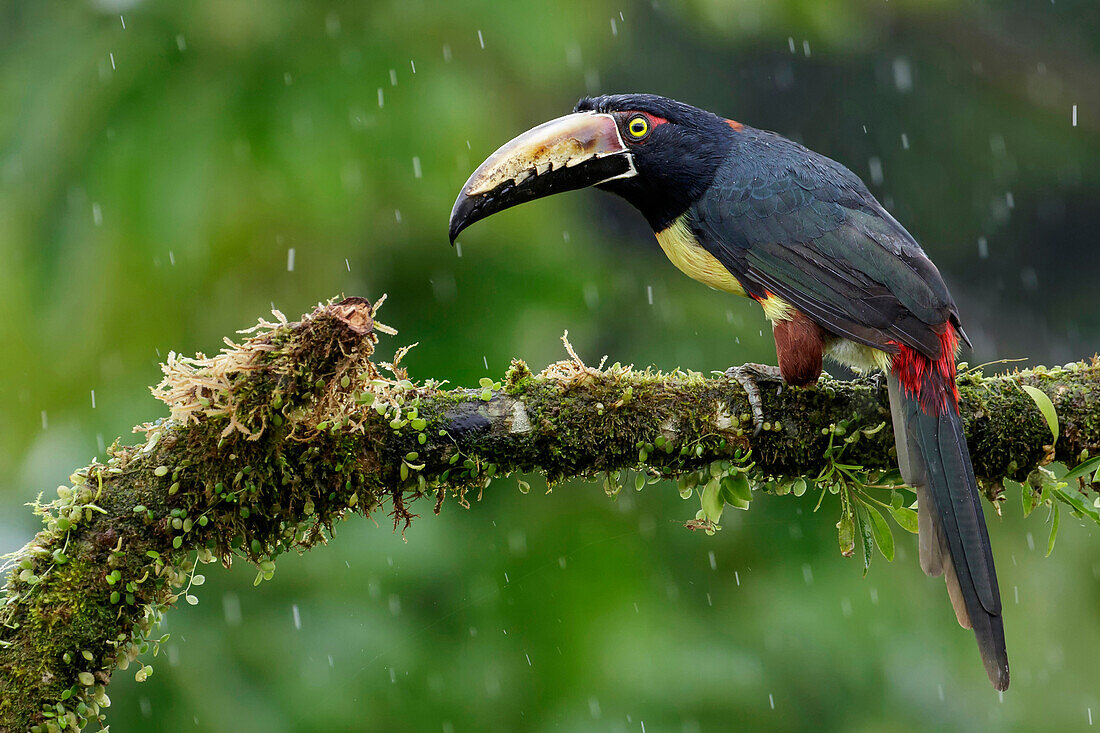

left=2, top=0, right=1098, bottom=730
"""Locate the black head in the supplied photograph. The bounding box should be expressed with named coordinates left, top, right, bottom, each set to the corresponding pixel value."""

left=573, top=94, right=734, bottom=229
left=449, top=93, right=737, bottom=241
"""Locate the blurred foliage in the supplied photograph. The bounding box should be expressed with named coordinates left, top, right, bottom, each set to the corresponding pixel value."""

left=1, top=0, right=1098, bottom=730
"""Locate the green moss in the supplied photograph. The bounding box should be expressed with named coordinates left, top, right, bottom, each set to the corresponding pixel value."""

left=3, top=297, right=1097, bottom=731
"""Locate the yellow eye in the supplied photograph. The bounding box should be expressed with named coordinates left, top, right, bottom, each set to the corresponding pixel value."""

left=627, top=115, right=649, bottom=138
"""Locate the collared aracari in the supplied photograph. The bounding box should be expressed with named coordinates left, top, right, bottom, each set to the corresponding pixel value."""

left=448, top=93, right=1008, bottom=690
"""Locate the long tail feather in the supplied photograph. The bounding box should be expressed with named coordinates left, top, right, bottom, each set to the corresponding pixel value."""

left=887, top=346, right=1009, bottom=691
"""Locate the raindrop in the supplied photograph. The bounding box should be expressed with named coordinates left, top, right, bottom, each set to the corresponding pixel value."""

left=840, top=598, right=852, bottom=616
left=413, top=157, right=422, bottom=178
left=410, top=60, right=416, bottom=74
left=708, top=551, right=716, bottom=570
left=97, top=433, right=105, bottom=453
left=788, top=37, right=795, bottom=54
left=892, top=58, right=913, bottom=92
left=176, top=34, right=186, bottom=51
left=389, top=668, right=397, bottom=684
left=325, top=12, right=340, bottom=37
left=483, top=355, right=489, bottom=369
left=504, top=572, right=509, bottom=583
left=868, top=157, right=883, bottom=186
left=90, top=390, right=96, bottom=408
left=287, top=248, right=296, bottom=272
left=802, top=40, right=811, bottom=58
left=1021, top=267, right=1038, bottom=291
left=377, top=88, right=384, bottom=108
left=525, top=652, right=532, bottom=666
left=1072, top=104, right=1078, bottom=127
left=589, top=697, right=601, bottom=718
left=169, top=250, right=175, bottom=265
left=989, top=133, right=1006, bottom=156
left=477, top=30, right=485, bottom=48
left=977, top=236, right=988, bottom=258
left=558, top=556, right=567, bottom=569
left=610, top=18, right=618, bottom=35
left=1087, top=707, right=1092, bottom=726
left=706, top=593, right=712, bottom=606
left=120, top=15, right=125, bottom=29
left=222, top=593, right=242, bottom=626
left=455, top=242, right=463, bottom=257
left=802, top=564, right=813, bottom=584
left=566, top=45, right=582, bottom=67
left=768, top=694, right=775, bottom=710
left=92, top=203, right=103, bottom=226
left=110, top=53, right=116, bottom=70
left=734, top=571, right=740, bottom=586
left=646, top=285, right=653, bottom=305
left=395, top=209, right=402, bottom=223
left=585, top=68, right=600, bottom=91
left=390, top=69, right=398, bottom=86
left=139, top=697, right=151, bottom=718
left=900, top=133, right=909, bottom=150
left=328, top=655, right=334, bottom=668
left=41, top=411, right=48, bottom=430
left=869, top=587, right=878, bottom=604
left=292, top=604, right=301, bottom=629
left=583, top=283, right=599, bottom=310
left=345, top=258, right=351, bottom=272
left=442, top=44, right=452, bottom=63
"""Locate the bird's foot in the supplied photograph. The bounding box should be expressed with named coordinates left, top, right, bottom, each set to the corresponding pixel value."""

left=721, top=363, right=784, bottom=435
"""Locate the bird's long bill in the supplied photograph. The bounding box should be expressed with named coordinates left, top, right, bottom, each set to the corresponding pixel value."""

left=448, top=112, right=636, bottom=243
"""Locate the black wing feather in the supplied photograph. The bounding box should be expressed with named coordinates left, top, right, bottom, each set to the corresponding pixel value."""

left=688, top=127, right=960, bottom=359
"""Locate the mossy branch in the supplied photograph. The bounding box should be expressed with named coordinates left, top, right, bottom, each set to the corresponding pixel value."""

left=2, top=296, right=1098, bottom=731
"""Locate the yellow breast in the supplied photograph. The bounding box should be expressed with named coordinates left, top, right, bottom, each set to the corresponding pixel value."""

left=655, top=216, right=746, bottom=297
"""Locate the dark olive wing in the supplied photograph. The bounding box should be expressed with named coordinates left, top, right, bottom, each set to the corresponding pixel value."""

left=689, top=128, right=961, bottom=359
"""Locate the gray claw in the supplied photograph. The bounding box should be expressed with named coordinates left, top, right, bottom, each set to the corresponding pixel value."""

left=723, top=363, right=783, bottom=434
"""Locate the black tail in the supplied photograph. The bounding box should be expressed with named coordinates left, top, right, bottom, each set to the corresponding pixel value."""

left=887, top=371, right=1009, bottom=691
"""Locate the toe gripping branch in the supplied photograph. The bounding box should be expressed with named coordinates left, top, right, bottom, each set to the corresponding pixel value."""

left=722, top=363, right=785, bottom=434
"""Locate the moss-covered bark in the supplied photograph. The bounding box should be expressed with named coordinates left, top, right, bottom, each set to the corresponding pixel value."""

left=1, top=297, right=1097, bottom=731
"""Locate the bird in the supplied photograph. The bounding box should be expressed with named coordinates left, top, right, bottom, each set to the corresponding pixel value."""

left=448, top=93, right=1008, bottom=691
